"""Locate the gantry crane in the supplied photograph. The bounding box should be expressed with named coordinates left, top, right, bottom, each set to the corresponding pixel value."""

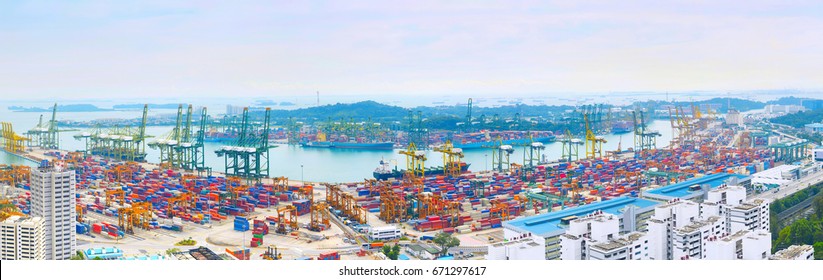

left=484, top=137, right=514, bottom=172
left=225, top=176, right=249, bottom=207
left=107, top=163, right=136, bottom=183
left=118, top=202, right=153, bottom=234
left=0, top=165, right=31, bottom=187
left=433, top=140, right=464, bottom=178
left=399, top=142, right=426, bottom=188
left=275, top=205, right=298, bottom=234
left=560, top=129, right=582, bottom=162
left=632, top=110, right=660, bottom=156
left=406, top=110, right=428, bottom=150
left=76, top=205, right=85, bottom=223
left=522, top=136, right=545, bottom=168
left=584, top=114, right=607, bottom=159
left=74, top=105, right=151, bottom=161
left=214, top=107, right=272, bottom=184
left=105, top=188, right=125, bottom=207
left=379, top=184, right=407, bottom=223
left=25, top=104, right=74, bottom=150
left=166, top=193, right=194, bottom=218
left=149, top=104, right=186, bottom=169
left=1, top=122, right=29, bottom=153
left=309, top=201, right=331, bottom=232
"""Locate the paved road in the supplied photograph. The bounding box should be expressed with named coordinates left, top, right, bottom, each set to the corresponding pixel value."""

left=753, top=167, right=823, bottom=202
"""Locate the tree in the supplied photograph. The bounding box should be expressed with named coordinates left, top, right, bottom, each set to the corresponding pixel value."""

left=70, top=250, right=85, bottom=260
left=814, top=242, right=823, bottom=260
left=814, top=196, right=823, bottom=219
left=381, top=244, right=392, bottom=258
left=390, top=244, right=400, bottom=260
left=433, top=232, right=460, bottom=256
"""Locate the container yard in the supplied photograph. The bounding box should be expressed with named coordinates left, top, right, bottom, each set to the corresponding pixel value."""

left=0, top=99, right=814, bottom=261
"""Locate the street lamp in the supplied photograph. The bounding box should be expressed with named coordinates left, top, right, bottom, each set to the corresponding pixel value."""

left=485, top=154, right=488, bottom=172
left=301, top=164, right=304, bottom=186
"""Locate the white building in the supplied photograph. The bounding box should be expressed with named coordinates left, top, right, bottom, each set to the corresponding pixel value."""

left=766, top=105, right=805, bottom=114
left=487, top=236, right=545, bottom=260
left=559, top=212, right=650, bottom=260
left=771, top=245, right=815, bottom=260
left=727, top=199, right=770, bottom=233
left=671, top=216, right=725, bottom=260
left=705, top=230, right=771, bottom=260
left=750, top=165, right=800, bottom=187
left=646, top=199, right=702, bottom=260
left=368, top=226, right=401, bottom=241
left=587, top=232, right=649, bottom=260
left=701, top=185, right=769, bottom=234
left=31, top=165, right=77, bottom=260
left=726, top=110, right=743, bottom=126
left=1, top=216, right=46, bottom=260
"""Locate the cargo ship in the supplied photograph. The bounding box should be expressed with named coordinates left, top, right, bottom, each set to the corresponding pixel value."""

left=301, top=141, right=394, bottom=150
left=447, top=131, right=556, bottom=150
left=300, top=131, right=394, bottom=150
left=373, top=160, right=471, bottom=180
left=612, top=121, right=633, bottom=134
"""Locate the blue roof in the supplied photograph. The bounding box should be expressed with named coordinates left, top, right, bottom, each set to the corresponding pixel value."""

left=644, top=173, right=749, bottom=200
left=437, top=256, right=455, bottom=260
left=84, top=247, right=124, bottom=259
left=504, top=196, right=660, bottom=237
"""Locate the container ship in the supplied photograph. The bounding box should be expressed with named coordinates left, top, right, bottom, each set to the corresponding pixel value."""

left=611, top=121, right=633, bottom=134
left=300, top=131, right=394, bottom=150
left=373, top=160, right=471, bottom=180
left=301, top=141, right=394, bottom=150
left=447, top=131, right=556, bottom=150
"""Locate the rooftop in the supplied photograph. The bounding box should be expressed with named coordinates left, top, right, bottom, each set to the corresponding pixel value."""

left=491, top=238, right=541, bottom=248
left=644, top=173, right=750, bottom=201
left=591, top=232, right=645, bottom=252
left=503, top=196, right=659, bottom=237
left=676, top=216, right=721, bottom=234
left=733, top=199, right=768, bottom=211
left=721, top=230, right=750, bottom=242
left=804, top=123, right=823, bottom=128
left=771, top=245, right=814, bottom=260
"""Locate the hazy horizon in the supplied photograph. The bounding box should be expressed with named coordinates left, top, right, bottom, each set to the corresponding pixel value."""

left=2, top=1, right=823, bottom=100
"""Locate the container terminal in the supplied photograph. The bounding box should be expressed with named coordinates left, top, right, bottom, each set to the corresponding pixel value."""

left=1, top=101, right=821, bottom=261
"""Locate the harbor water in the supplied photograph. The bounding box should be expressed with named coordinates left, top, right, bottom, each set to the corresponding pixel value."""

left=0, top=104, right=674, bottom=182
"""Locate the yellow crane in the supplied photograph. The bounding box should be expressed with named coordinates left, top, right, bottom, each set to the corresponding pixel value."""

left=105, top=189, right=125, bottom=207
left=399, top=142, right=426, bottom=190
left=118, top=202, right=153, bottom=234
left=433, top=140, right=464, bottom=178
left=584, top=114, right=607, bottom=159
left=1, top=122, right=29, bottom=153
left=309, top=201, right=331, bottom=232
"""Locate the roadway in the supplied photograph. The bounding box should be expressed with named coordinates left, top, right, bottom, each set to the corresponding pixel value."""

left=753, top=164, right=823, bottom=202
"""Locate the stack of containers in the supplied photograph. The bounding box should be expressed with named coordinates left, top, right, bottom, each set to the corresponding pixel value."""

left=292, top=199, right=311, bottom=216
left=318, top=251, right=340, bottom=260
left=234, top=216, right=249, bottom=232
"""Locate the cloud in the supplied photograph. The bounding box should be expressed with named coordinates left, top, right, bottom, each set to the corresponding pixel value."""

left=1, top=0, right=822, bottom=100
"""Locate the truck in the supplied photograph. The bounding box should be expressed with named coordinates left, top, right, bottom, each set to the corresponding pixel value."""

left=419, top=235, right=435, bottom=241
left=362, top=242, right=384, bottom=250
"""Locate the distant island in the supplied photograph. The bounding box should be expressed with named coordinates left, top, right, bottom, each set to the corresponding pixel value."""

left=254, top=100, right=296, bottom=106
left=8, top=104, right=113, bottom=112
left=113, top=103, right=183, bottom=110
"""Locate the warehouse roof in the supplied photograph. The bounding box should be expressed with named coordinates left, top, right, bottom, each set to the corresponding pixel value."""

left=644, top=173, right=750, bottom=201
left=503, top=196, right=659, bottom=237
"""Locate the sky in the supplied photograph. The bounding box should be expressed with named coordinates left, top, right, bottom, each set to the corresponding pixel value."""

left=1, top=0, right=822, bottom=101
